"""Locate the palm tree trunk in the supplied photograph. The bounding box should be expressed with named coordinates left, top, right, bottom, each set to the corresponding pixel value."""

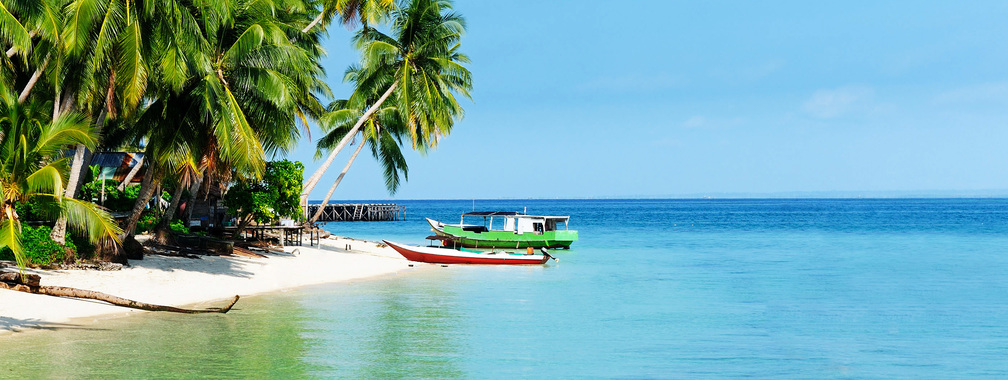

left=48, top=144, right=87, bottom=244
left=0, top=273, right=239, bottom=314
left=310, top=135, right=366, bottom=223
left=123, top=167, right=156, bottom=237
left=301, top=82, right=397, bottom=211
left=17, top=54, right=50, bottom=103
left=117, top=155, right=144, bottom=190
left=302, top=11, right=326, bottom=33
left=181, top=171, right=205, bottom=223
left=51, top=110, right=105, bottom=244
left=153, top=182, right=186, bottom=244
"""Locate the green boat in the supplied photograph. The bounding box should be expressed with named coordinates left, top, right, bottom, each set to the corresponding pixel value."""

left=426, top=211, right=578, bottom=249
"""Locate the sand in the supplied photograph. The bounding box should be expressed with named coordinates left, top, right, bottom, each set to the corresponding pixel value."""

left=0, top=236, right=411, bottom=335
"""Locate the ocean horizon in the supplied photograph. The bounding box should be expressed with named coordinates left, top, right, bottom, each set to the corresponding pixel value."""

left=308, top=191, right=1008, bottom=202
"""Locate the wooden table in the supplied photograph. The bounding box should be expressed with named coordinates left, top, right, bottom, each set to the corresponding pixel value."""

left=236, top=225, right=316, bottom=246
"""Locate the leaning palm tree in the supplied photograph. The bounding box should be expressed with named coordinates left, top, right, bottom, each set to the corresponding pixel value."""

left=0, top=91, right=121, bottom=270
left=309, top=95, right=408, bottom=223
left=301, top=0, right=471, bottom=210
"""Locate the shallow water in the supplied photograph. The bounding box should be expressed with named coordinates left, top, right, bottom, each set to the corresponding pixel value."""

left=3, top=199, right=1008, bottom=378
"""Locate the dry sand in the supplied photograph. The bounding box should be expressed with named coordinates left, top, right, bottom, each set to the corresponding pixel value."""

left=0, top=236, right=411, bottom=335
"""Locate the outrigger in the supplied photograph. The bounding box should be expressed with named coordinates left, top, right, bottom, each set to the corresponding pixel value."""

left=426, top=211, right=578, bottom=249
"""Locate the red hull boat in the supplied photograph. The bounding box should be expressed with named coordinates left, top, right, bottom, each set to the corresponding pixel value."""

left=384, top=240, right=552, bottom=265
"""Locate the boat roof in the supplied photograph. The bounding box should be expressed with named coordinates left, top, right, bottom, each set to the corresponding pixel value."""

left=463, top=211, right=523, bottom=217
left=462, top=211, right=569, bottom=220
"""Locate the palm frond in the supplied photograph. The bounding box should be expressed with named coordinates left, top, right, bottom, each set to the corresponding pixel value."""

left=0, top=219, right=26, bottom=272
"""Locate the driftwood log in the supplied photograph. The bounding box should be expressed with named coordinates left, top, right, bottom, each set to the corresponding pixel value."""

left=0, top=272, right=239, bottom=314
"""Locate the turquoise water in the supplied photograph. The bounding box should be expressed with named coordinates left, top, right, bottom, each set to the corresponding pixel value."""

left=4, top=199, right=1008, bottom=378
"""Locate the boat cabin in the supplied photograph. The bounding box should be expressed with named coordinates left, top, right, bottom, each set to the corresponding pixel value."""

left=460, top=211, right=571, bottom=235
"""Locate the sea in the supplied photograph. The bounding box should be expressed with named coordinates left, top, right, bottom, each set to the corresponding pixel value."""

left=3, top=198, right=1008, bottom=378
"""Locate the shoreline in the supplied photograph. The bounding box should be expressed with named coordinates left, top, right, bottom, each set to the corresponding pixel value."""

left=0, top=236, right=411, bottom=336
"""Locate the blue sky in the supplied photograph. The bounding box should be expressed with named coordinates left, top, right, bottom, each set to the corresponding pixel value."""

left=288, top=1, right=1008, bottom=200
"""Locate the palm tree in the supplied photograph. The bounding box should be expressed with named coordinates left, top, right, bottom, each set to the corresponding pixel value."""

left=301, top=0, right=471, bottom=211
left=301, top=0, right=395, bottom=33
left=116, top=0, right=329, bottom=242
left=308, top=95, right=408, bottom=223
left=0, top=91, right=120, bottom=270
left=44, top=0, right=206, bottom=244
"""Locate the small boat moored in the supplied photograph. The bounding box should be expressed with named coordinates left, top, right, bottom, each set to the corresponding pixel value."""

left=427, top=211, right=578, bottom=249
left=384, top=240, right=554, bottom=265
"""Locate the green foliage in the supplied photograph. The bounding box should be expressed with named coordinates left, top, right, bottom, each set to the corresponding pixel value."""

left=13, top=198, right=60, bottom=222
left=0, top=92, right=122, bottom=270
left=136, top=211, right=158, bottom=233
left=169, top=219, right=189, bottom=235
left=224, top=160, right=304, bottom=224
left=0, top=226, right=76, bottom=266
left=266, top=160, right=305, bottom=219
left=80, top=179, right=142, bottom=212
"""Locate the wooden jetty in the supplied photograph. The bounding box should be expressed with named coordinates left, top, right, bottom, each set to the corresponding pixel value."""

left=304, top=203, right=405, bottom=222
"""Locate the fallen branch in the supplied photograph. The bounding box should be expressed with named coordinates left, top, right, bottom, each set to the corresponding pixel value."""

left=1, top=272, right=239, bottom=314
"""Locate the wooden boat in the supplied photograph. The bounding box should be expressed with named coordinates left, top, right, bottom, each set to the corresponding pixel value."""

left=384, top=240, right=553, bottom=265
left=426, top=211, right=578, bottom=249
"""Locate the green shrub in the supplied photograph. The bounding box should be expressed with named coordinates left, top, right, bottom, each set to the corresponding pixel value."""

left=170, top=219, right=189, bottom=235
left=13, top=198, right=59, bottom=222
left=81, top=179, right=141, bottom=212
left=0, top=225, right=76, bottom=266
left=136, top=211, right=158, bottom=233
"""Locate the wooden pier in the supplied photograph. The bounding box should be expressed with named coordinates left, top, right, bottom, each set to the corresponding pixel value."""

left=304, top=203, right=405, bottom=222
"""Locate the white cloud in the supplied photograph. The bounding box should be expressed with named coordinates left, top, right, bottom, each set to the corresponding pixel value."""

left=802, top=85, right=875, bottom=119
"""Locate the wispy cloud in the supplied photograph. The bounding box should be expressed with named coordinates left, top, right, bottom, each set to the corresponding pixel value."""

left=932, top=82, right=1008, bottom=106
left=678, top=115, right=745, bottom=130
left=802, top=85, right=875, bottom=119
left=683, top=116, right=707, bottom=128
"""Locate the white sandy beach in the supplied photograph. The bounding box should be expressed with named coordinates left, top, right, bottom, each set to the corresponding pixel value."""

left=0, top=236, right=411, bottom=335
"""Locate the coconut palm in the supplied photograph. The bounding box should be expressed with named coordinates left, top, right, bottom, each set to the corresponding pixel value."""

left=301, top=0, right=395, bottom=33
left=42, top=0, right=208, bottom=244
left=0, top=90, right=120, bottom=270
left=301, top=0, right=471, bottom=209
left=117, top=0, right=329, bottom=241
left=308, top=94, right=408, bottom=223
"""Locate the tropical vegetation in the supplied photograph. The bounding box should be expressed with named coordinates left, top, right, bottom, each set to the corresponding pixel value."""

left=0, top=89, right=120, bottom=269
left=224, top=160, right=304, bottom=227
left=0, top=0, right=471, bottom=268
left=303, top=0, right=472, bottom=220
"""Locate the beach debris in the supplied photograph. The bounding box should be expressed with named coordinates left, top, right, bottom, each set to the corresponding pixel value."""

left=0, top=271, right=240, bottom=314
left=58, top=262, right=125, bottom=271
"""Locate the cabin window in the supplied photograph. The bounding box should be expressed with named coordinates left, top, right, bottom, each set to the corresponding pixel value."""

left=533, top=223, right=544, bottom=234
